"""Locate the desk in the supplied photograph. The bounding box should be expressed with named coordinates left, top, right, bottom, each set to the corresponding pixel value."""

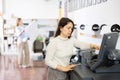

left=70, top=65, right=120, bottom=80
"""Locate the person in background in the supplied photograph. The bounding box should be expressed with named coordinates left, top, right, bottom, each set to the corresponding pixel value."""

left=45, top=17, right=99, bottom=80
left=16, top=18, right=30, bottom=68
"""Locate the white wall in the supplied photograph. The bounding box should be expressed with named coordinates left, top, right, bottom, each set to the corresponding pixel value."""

left=68, top=0, right=120, bottom=49
left=5, top=0, right=59, bottom=19
left=0, top=0, right=2, bottom=12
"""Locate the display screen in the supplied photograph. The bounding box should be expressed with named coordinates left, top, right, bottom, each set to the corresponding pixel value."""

left=97, top=32, right=119, bottom=66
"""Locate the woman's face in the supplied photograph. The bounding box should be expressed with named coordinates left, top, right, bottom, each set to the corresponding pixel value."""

left=60, top=22, right=73, bottom=38
left=18, top=20, right=23, bottom=26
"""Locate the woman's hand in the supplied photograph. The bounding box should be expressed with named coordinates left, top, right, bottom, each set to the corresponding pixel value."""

left=64, top=64, right=76, bottom=72
left=19, top=30, right=25, bottom=36
left=56, top=64, right=76, bottom=72
left=90, top=44, right=100, bottom=50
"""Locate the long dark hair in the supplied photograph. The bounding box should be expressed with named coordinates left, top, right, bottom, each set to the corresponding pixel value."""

left=54, top=17, right=75, bottom=38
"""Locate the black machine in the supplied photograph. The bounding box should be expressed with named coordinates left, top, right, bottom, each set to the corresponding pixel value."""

left=33, top=40, right=44, bottom=53
left=49, top=31, right=54, bottom=37
left=83, top=32, right=120, bottom=73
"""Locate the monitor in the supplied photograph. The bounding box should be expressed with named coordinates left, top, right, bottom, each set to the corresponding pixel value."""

left=90, top=32, right=119, bottom=71
left=98, top=32, right=119, bottom=64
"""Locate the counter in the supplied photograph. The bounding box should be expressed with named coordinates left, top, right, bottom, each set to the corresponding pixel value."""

left=70, top=65, right=120, bottom=80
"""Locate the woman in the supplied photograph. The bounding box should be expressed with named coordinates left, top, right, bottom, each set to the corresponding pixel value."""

left=16, top=18, right=30, bottom=68
left=45, top=17, right=99, bottom=80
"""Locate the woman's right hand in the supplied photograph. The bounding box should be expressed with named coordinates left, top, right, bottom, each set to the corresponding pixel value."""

left=90, top=44, right=100, bottom=50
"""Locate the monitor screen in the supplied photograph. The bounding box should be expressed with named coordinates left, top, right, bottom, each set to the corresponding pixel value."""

left=97, top=32, right=119, bottom=66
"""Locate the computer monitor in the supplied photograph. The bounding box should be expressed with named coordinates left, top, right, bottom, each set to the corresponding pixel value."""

left=98, top=32, right=119, bottom=64
left=90, top=32, right=119, bottom=71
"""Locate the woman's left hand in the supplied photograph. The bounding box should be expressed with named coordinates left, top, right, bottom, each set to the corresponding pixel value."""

left=90, top=44, right=100, bottom=50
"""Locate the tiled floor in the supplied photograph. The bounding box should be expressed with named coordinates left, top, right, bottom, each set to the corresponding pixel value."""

left=0, top=55, right=48, bottom=80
